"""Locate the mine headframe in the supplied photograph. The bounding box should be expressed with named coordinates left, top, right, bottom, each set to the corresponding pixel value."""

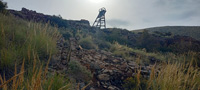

left=92, top=7, right=106, bottom=29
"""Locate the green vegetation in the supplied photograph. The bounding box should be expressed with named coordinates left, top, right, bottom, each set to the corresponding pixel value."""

left=123, top=61, right=200, bottom=90
left=0, top=56, right=70, bottom=90
left=67, top=60, right=92, bottom=84
left=0, top=13, right=59, bottom=71
left=79, top=36, right=97, bottom=49
left=1, top=3, right=200, bottom=90
left=134, top=26, right=200, bottom=40
left=0, top=0, right=7, bottom=13
left=9, top=6, right=200, bottom=53
left=0, top=13, right=71, bottom=89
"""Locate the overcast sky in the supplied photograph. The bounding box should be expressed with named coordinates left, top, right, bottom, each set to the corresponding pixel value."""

left=5, top=0, right=200, bottom=30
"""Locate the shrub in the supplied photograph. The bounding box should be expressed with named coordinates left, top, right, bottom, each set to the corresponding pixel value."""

left=79, top=36, right=97, bottom=49
left=95, top=39, right=111, bottom=50
left=0, top=0, right=7, bottom=13
left=67, top=60, right=92, bottom=84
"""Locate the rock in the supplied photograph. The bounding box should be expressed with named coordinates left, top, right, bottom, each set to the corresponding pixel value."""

left=112, top=59, right=120, bottom=64
left=49, top=37, right=153, bottom=90
left=97, top=74, right=110, bottom=81
left=61, top=55, right=67, bottom=60
left=101, top=55, right=107, bottom=60
left=90, top=62, right=101, bottom=70
left=61, top=60, right=68, bottom=65
left=103, top=69, right=114, bottom=75
left=97, top=81, right=100, bottom=87
left=128, top=61, right=137, bottom=67
left=100, top=50, right=112, bottom=56
left=120, top=63, right=128, bottom=71
left=79, top=82, right=85, bottom=89
left=88, top=55, right=93, bottom=60
left=94, top=54, right=101, bottom=59
left=89, top=87, right=95, bottom=90
left=126, top=69, right=133, bottom=76
left=108, top=86, right=120, bottom=90
left=140, top=70, right=150, bottom=75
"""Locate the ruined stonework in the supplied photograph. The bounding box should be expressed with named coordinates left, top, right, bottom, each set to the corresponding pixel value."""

left=49, top=37, right=152, bottom=90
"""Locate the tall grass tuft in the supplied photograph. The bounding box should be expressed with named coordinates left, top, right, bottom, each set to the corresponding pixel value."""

left=147, top=61, right=200, bottom=90
left=123, top=61, right=200, bottom=90
left=0, top=13, right=71, bottom=89
left=0, top=54, right=70, bottom=90
left=0, top=13, right=61, bottom=77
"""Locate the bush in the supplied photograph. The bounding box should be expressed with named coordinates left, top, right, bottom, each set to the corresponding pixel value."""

left=0, top=0, right=7, bottom=14
left=79, top=36, right=97, bottom=49
left=95, top=39, right=111, bottom=50
left=67, top=60, right=92, bottom=83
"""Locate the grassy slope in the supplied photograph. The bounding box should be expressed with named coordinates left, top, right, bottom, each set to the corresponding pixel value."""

left=2, top=8, right=200, bottom=89
left=0, top=14, right=60, bottom=69
left=0, top=14, right=71, bottom=89
left=133, top=26, right=200, bottom=40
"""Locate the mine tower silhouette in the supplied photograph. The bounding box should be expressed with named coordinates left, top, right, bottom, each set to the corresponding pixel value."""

left=92, top=7, right=106, bottom=29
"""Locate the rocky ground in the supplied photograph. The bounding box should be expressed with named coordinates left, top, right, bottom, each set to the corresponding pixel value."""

left=49, top=37, right=153, bottom=90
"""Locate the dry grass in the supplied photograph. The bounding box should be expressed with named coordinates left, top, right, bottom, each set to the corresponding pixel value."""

left=110, top=42, right=199, bottom=66
left=0, top=13, right=71, bottom=90
left=0, top=13, right=61, bottom=70
left=0, top=53, right=71, bottom=90
left=148, top=61, right=200, bottom=90
left=123, top=56, right=200, bottom=90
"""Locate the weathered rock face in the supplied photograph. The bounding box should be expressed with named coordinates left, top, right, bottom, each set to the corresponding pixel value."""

left=98, top=74, right=110, bottom=81
left=49, top=37, right=152, bottom=90
left=69, top=38, right=151, bottom=90
left=49, top=37, right=70, bottom=73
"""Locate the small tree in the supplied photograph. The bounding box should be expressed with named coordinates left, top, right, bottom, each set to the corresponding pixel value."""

left=0, top=0, right=7, bottom=13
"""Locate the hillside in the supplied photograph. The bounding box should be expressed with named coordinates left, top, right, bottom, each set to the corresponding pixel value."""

left=9, top=8, right=90, bottom=29
left=6, top=8, right=200, bottom=54
left=1, top=2, right=200, bottom=90
left=133, top=26, right=200, bottom=40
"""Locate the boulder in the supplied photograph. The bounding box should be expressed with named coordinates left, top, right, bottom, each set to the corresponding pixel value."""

left=97, top=74, right=110, bottom=81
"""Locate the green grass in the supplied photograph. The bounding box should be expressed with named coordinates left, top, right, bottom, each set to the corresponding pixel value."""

left=79, top=36, right=98, bottom=50
left=0, top=13, right=72, bottom=89
left=123, top=61, right=200, bottom=90
left=0, top=55, right=71, bottom=90
left=110, top=42, right=199, bottom=65
left=0, top=13, right=60, bottom=71
left=147, top=62, right=200, bottom=90
left=67, top=60, right=92, bottom=84
left=133, top=26, right=200, bottom=40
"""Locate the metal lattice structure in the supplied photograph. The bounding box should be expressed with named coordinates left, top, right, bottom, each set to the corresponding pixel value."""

left=92, top=7, right=106, bottom=29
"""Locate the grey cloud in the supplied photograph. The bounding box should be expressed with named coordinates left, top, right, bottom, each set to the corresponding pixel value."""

left=107, top=19, right=130, bottom=27
left=154, top=0, right=200, bottom=10
left=152, top=0, right=200, bottom=20
left=172, top=10, right=198, bottom=20
left=5, top=0, right=200, bottom=30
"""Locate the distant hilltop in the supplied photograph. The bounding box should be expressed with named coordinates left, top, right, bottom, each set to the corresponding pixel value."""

left=133, top=26, right=200, bottom=41
left=9, top=7, right=90, bottom=28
